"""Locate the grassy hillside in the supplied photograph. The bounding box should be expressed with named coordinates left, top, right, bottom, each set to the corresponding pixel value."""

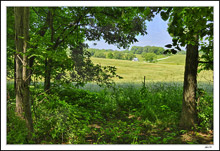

left=91, top=55, right=213, bottom=83
left=135, top=54, right=168, bottom=62
left=157, top=55, right=186, bottom=65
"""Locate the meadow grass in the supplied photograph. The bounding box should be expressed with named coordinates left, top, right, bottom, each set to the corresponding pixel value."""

left=7, top=54, right=213, bottom=84
left=135, top=54, right=168, bottom=62
left=157, top=54, right=186, bottom=65
left=91, top=55, right=213, bottom=83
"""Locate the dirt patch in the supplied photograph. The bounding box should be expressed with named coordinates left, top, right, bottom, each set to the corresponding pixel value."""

left=180, top=131, right=213, bottom=144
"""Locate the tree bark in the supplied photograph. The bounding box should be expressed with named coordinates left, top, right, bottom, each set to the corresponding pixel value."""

left=14, top=56, right=16, bottom=92
left=44, top=9, right=54, bottom=91
left=44, top=58, right=52, bottom=91
left=15, top=7, right=33, bottom=137
left=180, top=39, right=199, bottom=129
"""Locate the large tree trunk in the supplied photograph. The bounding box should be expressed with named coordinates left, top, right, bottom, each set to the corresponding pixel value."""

left=14, top=7, right=33, bottom=137
left=180, top=39, right=199, bottom=129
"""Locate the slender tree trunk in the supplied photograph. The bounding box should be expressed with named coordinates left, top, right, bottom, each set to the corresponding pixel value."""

left=14, top=56, right=16, bottom=92
left=44, top=58, right=52, bottom=91
left=180, top=38, right=199, bottom=129
left=44, top=9, right=54, bottom=91
left=15, top=7, right=33, bottom=138
left=28, top=10, right=52, bottom=86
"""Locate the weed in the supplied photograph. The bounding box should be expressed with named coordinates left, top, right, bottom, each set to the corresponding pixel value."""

left=6, top=81, right=213, bottom=144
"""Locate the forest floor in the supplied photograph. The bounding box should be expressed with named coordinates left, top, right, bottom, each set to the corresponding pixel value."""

left=83, top=116, right=214, bottom=144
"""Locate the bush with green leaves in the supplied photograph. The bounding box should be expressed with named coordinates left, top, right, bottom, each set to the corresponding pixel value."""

left=7, top=81, right=213, bottom=144
left=7, top=83, right=30, bottom=144
left=197, top=88, right=213, bottom=131
left=142, top=52, right=157, bottom=62
left=32, top=90, right=91, bottom=143
left=7, top=100, right=29, bottom=144
left=52, top=84, right=108, bottom=114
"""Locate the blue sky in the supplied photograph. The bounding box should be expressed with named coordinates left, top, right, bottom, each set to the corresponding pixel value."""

left=86, top=13, right=182, bottom=51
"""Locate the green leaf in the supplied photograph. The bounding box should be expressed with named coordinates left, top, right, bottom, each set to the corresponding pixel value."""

left=163, top=50, right=169, bottom=54
left=171, top=49, right=177, bottom=54
left=165, top=44, right=172, bottom=48
left=143, top=8, right=151, bottom=16
left=172, top=39, right=178, bottom=46
left=160, top=11, right=169, bottom=21
left=18, top=36, right=24, bottom=39
left=175, top=45, right=181, bottom=51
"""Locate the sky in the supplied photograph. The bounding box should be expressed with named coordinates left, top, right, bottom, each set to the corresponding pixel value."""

left=86, top=13, right=182, bottom=51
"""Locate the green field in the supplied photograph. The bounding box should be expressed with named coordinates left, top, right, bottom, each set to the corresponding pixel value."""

left=157, top=55, right=185, bottom=65
left=91, top=55, right=213, bottom=83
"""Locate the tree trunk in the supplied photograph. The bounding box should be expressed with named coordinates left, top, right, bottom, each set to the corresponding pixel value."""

left=14, top=56, right=16, bottom=92
left=44, top=58, right=52, bottom=91
left=44, top=9, right=54, bottom=92
left=28, top=9, right=52, bottom=87
left=180, top=39, right=199, bottom=129
left=14, top=7, right=33, bottom=137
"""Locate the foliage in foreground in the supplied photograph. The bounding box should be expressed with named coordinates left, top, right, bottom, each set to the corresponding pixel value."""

left=7, top=82, right=213, bottom=144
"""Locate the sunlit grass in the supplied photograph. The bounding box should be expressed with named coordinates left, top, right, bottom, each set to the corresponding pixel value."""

left=91, top=55, right=213, bottom=83
left=157, top=55, right=186, bottom=65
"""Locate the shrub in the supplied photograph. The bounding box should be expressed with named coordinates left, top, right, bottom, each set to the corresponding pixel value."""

left=197, top=88, right=213, bottom=131
left=32, top=92, right=90, bottom=144
left=107, top=52, right=114, bottom=59
left=143, top=53, right=157, bottom=62
left=7, top=101, right=29, bottom=144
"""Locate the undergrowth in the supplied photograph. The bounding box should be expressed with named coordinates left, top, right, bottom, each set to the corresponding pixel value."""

left=6, top=82, right=213, bottom=144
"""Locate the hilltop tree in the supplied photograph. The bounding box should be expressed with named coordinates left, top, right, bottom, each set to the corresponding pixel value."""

left=160, top=7, right=213, bottom=129
left=113, top=51, right=124, bottom=60
left=94, top=51, right=106, bottom=58
left=143, top=52, right=157, bottom=62
left=124, top=53, right=136, bottom=60
left=130, top=45, right=165, bottom=55
left=107, top=52, right=114, bottom=59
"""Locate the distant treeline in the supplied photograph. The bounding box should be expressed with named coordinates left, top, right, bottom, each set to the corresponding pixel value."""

left=130, top=46, right=165, bottom=55
left=129, top=45, right=185, bottom=55
left=86, top=48, right=136, bottom=60
left=86, top=45, right=186, bottom=61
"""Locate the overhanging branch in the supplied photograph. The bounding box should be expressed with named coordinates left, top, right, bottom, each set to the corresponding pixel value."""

left=198, top=61, right=213, bottom=64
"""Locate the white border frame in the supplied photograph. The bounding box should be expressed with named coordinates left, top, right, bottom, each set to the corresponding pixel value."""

left=1, top=1, right=219, bottom=150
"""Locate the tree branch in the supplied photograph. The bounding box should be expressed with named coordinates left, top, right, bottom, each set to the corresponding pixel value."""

left=53, top=16, right=84, bottom=48
left=16, top=54, right=24, bottom=65
left=198, top=61, right=213, bottom=64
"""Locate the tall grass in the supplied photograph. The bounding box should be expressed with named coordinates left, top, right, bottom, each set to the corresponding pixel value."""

left=7, top=81, right=213, bottom=144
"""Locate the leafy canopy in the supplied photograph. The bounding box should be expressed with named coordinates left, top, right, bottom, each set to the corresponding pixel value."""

left=7, top=7, right=158, bottom=86
left=160, top=7, right=213, bottom=71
